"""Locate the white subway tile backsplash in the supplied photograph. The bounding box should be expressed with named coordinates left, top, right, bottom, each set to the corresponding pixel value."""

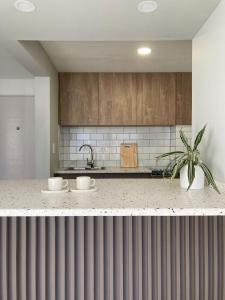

left=150, top=140, right=171, bottom=147
left=150, top=127, right=171, bottom=133
left=70, top=154, right=83, bottom=160
left=83, top=127, right=97, bottom=133
left=97, top=127, right=111, bottom=133
left=137, top=140, right=150, bottom=146
left=77, top=133, right=90, bottom=140
left=138, top=153, right=150, bottom=160
left=150, top=133, right=171, bottom=140
left=124, top=127, right=137, bottom=133
left=59, top=126, right=192, bottom=168
left=110, top=140, right=121, bottom=147
left=136, top=127, right=149, bottom=133
left=70, top=140, right=84, bottom=147
left=90, top=133, right=104, bottom=140
left=97, top=140, right=110, bottom=146
left=116, top=133, right=129, bottom=140
left=110, top=127, right=123, bottom=133
left=70, top=127, right=84, bottom=133
left=103, top=160, right=118, bottom=167
left=129, top=133, right=142, bottom=140
left=109, top=153, right=120, bottom=160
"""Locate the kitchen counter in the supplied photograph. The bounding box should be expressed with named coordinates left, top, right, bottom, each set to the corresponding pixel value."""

left=54, top=167, right=156, bottom=179
left=0, top=179, right=225, bottom=216
left=55, top=167, right=152, bottom=174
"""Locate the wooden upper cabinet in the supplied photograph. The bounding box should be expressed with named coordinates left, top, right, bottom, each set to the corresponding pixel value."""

left=99, top=73, right=137, bottom=125
left=59, top=73, right=99, bottom=126
left=59, top=72, right=192, bottom=126
left=176, top=72, right=192, bottom=125
left=136, top=73, right=176, bottom=125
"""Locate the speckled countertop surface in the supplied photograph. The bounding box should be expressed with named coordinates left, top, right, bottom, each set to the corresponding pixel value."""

left=0, top=179, right=225, bottom=216
left=55, top=167, right=152, bottom=174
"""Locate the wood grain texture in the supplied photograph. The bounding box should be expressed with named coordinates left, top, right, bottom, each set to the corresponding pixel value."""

left=120, top=143, right=138, bottom=168
left=136, top=73, right=176, bottom=125
left=59, top=72, right=191, bottom=126
left=99, top=73, right=137, bottom=125
left=176, top=72, right=192, bottom=125
left=59, top=73, right=99, bottom=126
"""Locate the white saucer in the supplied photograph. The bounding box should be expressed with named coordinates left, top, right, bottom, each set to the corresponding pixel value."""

left=70, top=186, right=97, bottom=193
left=41, top=188, right=69, bottom=194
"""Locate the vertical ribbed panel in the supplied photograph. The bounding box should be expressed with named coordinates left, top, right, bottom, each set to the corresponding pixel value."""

left=56, top=217, right=65, bottom=300
left=0, top=218, right=7, bottom=300
left=104, top=217, right=114, bottom=300
left=1, top=216, right=225, bottom=299
left=17, top=217, right=26, bottom=300
left=46, top=217, right=55, bottom=300
left=65, top=217, right=75, bottom=300
left=114, top=217, right=123, bottom=300
left=26, top=218, right=36, bottom=300
left=75, top=217, right=84, bottom=300
left=85, top=217, right=94, bottom=300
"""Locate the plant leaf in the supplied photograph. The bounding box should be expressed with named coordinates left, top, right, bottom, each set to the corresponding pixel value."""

left=187, top=160, right=195, bottom=190
left=171, top=158, right=188, bottom=179
left=163, top=153, right=187, bottom=176
left=180, top=130, right=192, bottom=151
left=199, top=162, right=220, bottom=194
left=193, top=125, right=206, bottom=150
left=156, top=151, right=184, bottom=160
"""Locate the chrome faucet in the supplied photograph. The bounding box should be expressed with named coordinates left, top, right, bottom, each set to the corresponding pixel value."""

left=79, top=144, right=95, bottom=168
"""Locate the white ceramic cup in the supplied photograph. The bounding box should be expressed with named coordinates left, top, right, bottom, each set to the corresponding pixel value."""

left=48, top=177, right=68, bottom=191
left=76, top=176, right=96, bottom=190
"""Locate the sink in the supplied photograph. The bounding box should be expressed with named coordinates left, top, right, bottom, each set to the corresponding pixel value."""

left=65, top=167, right=86, bottom=170
left=65, top=166, right=105, bottom=171
left=85, top=166, right=105, bottom=170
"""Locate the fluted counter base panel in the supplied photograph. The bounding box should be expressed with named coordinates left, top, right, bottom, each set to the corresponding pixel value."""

left=0, top=216, right=225, bottom=300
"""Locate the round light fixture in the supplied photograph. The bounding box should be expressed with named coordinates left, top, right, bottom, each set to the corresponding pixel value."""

left=14, top=0, right=36, bottom=12
left=137, top=0, right=158, bottom=13
left=137, top=47, right=151, bottom=56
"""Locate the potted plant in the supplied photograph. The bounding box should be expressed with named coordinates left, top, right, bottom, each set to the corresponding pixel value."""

left=156, top=125, right=220, bottom=193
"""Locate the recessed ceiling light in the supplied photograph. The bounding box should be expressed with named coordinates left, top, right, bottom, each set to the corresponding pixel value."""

left=137, top=47, right=151, bottom=56
left=137, top=0, right=158, bottom=13
left=14, top=0, right=36, bottom=13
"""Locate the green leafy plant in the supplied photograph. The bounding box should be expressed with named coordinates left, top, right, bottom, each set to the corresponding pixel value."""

left=156, top=125, right=220, bottom=193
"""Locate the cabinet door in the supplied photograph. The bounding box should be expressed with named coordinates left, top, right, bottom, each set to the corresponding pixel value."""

left=59, top=73, right=99, bottom=125
left=176, top=73, right=192, bottom=125
left=99, top=73, right=137, bottom=125
left=136, top=73, right=176, bottom=125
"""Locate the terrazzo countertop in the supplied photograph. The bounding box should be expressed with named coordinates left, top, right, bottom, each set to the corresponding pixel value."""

left=0, top=179, right=225, bottom=216
left=55, top=167, right=152, bottom=174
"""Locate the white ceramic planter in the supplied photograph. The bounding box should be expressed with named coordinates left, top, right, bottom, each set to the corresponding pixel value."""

left=180, top=165, right=205, bottom=190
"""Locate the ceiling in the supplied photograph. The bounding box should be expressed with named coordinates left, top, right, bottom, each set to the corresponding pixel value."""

left=0, top=0, right=221, bottom=75
left=0, top=0, right=221, bottom=41
left=41, top=41, right=192, bottom=72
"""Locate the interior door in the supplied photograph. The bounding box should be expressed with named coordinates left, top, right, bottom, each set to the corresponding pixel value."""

left=0, top=96, right=35, bottom=179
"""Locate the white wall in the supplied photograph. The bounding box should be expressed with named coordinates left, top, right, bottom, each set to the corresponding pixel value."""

left=34, top=77, right=50, bottom=178
left=19, top=42, right=59, bottom=175
left=0, top=79, right=34, bottom=95
left=193, top=0, right=225, bottom=182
